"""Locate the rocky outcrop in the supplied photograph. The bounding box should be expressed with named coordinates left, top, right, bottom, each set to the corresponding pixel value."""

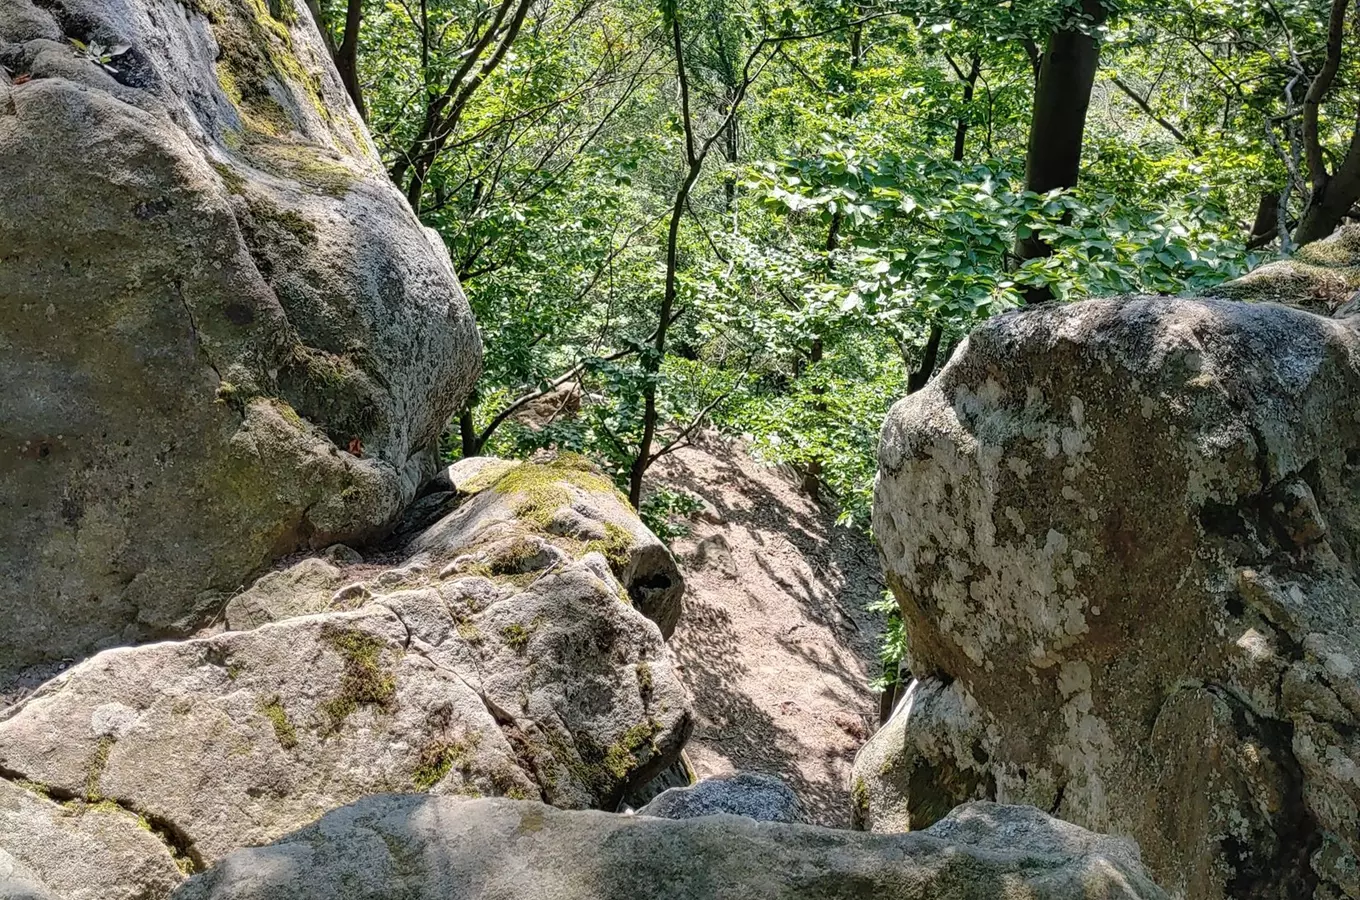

left=172, top=795, right=1168, bottom=900
left=866, top=290, right=1360, bottom=899
left=424, top=456, right=686, bottom=637
left=0, top=457, right=690, bottom=897
left=637, top=772, right=804, bottom=823
left=0, top=0, right=481, bottom=672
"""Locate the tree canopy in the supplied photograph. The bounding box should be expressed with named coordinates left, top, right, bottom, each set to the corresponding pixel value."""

left=310, top=0, right=1359, bottom=537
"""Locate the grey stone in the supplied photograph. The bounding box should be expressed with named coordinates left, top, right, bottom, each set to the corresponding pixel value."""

left=851, top=677, right=990, bottom=832
left=223, top=557, right=351, bottom=630
left=869, top=289, right=1360, bottom=900
left=417, top=455, right=685, bottom=637
left=171, top=795, right=1168, bottom=900
left=0, top=849, right=57, bottom=900
left=0, top=0, right=481, bottom=673
left=0, top=555, right=689, bottom=866
left=0, top=779, right=184, bottom=900
left=638, top=772, right=803, bottom=823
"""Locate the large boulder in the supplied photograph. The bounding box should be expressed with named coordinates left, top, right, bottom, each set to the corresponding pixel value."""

left=171, top=795, right=1168, bottom=899
left=866, top=292, right=1360, bottom=900
left=424, top=455, right=686, bottom=637
left=637, top=772, right=804, bottom=823
left=0, top=460, right=691, bottom=897
left=0, top=0, right=481, bottom=673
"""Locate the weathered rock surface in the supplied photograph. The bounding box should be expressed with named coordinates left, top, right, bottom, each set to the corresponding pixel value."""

left=418, top=455, right=686, bottom=637
left=0, top=458, right=690, bottom=896
left=172, top=795, right=1168, bottom=900
left=638, top=772, right=804, bottom=823
left=0, top=779, right=183, bottom=900
left=868, top=292, right=1360, bottom=899
left=851, top=677, right=990, bottom=833
left=0, top=0, right=481, bottom=672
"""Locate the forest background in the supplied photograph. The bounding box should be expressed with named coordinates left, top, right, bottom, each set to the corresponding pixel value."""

left=307, top=0, right=1360, bottom=685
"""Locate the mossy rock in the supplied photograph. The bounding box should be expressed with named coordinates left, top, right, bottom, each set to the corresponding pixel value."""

left=1203, top=225, right=1360, bottom=314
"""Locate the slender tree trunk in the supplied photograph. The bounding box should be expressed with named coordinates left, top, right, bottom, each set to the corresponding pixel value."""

left=1014, top=0, right=1108, bottom=301
left=906, top=324, right=943, bottom=394
left=1292, top=0, right=1358, bottom=247
left=952, top=54, right=981, bottom=164
left=722, top=105, right=738, bottom=211
left=459, top=406, right=479, bottom=458
left=628, top=165, right=699, bottom=507
left=1248, top=192, right=1279, bottom=244
left=335, top=0, right=366, bottom=120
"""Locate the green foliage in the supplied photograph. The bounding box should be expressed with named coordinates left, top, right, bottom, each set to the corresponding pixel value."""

left=351, top=0, right=1320, bottom=699
left=639, top=487, right=704, bottom=542
left=867, top=591, right=908, bottom=691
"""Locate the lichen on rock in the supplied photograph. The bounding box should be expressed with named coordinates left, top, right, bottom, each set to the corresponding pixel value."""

left=864, top=283, right=1360, bottom=900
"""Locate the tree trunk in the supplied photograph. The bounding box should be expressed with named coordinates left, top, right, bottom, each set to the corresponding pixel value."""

left=952, top=55, right=981, bottom=164
left=1248, top=191, right=1279, bottom=245
left=335, top=0, right=366, bottom=120
left=1014, top=0, right=1108, bottom=301
left=1295, top=177, right=1360, bottom=246
left=1295, top=117, right=1360, bottom=247
left=459, top=406, right=479, bottom=458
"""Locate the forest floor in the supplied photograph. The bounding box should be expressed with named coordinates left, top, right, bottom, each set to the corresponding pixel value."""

left=650, top=432, right=885, bottom=827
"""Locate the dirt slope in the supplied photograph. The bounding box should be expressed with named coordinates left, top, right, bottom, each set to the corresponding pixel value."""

left=650, top=434, right=884, bottom=827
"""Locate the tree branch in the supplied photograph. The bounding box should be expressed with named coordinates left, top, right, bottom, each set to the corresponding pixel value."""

left=1303, top=0, right=1350, bottom=193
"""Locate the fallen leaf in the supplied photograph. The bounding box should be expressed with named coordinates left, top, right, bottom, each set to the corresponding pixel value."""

left=13, top=73, right=32, bottom=85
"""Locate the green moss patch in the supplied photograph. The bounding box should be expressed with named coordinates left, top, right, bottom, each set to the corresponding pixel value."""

left=412, top=733, right=481, bottom=790
left=585, top=522, right=633, bottom=572
left=243, top=193, right=318, bottom=246
left=320, top=627, right=397, bottom=732
left=85, top=736, right=115, bottom=801
left=14, top=779, right=50, bottom=798
left=260, top=695, right=299, bottom=749
left=851, top=776, right=870, bottom=825
left=276, top=345, right=384, bottom=446
left=601, top=719, right=662, bottom=781
left=500, top=620, right=538, bottom=653
left=463, top=456, right=626, bottom=528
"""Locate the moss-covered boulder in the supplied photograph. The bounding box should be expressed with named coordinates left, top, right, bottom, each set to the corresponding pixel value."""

left=0, top=0, right=480, bottom=674
left=0, top=777, right=184, bottom=900
left=0, top=561, right=690, bottom=889
left=1202, top=225, right=1360, bottom=314
left=870, top=293, right=1360, bottom=900
left=417, top=455, right=686, bottom=637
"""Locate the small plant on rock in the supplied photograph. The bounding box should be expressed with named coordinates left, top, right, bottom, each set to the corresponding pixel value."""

left=69, top=38, right=131, bottom=73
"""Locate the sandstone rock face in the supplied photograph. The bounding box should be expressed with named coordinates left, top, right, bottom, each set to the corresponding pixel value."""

left=172, top=795, right=1168, bottom=900
left=868, top=294, right=1360, bottom=900
left=638, top=772, right=804, bottom=823
left=0, top=460, right=690, bottom=896
left=0, top=0, right=481, bottom=672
